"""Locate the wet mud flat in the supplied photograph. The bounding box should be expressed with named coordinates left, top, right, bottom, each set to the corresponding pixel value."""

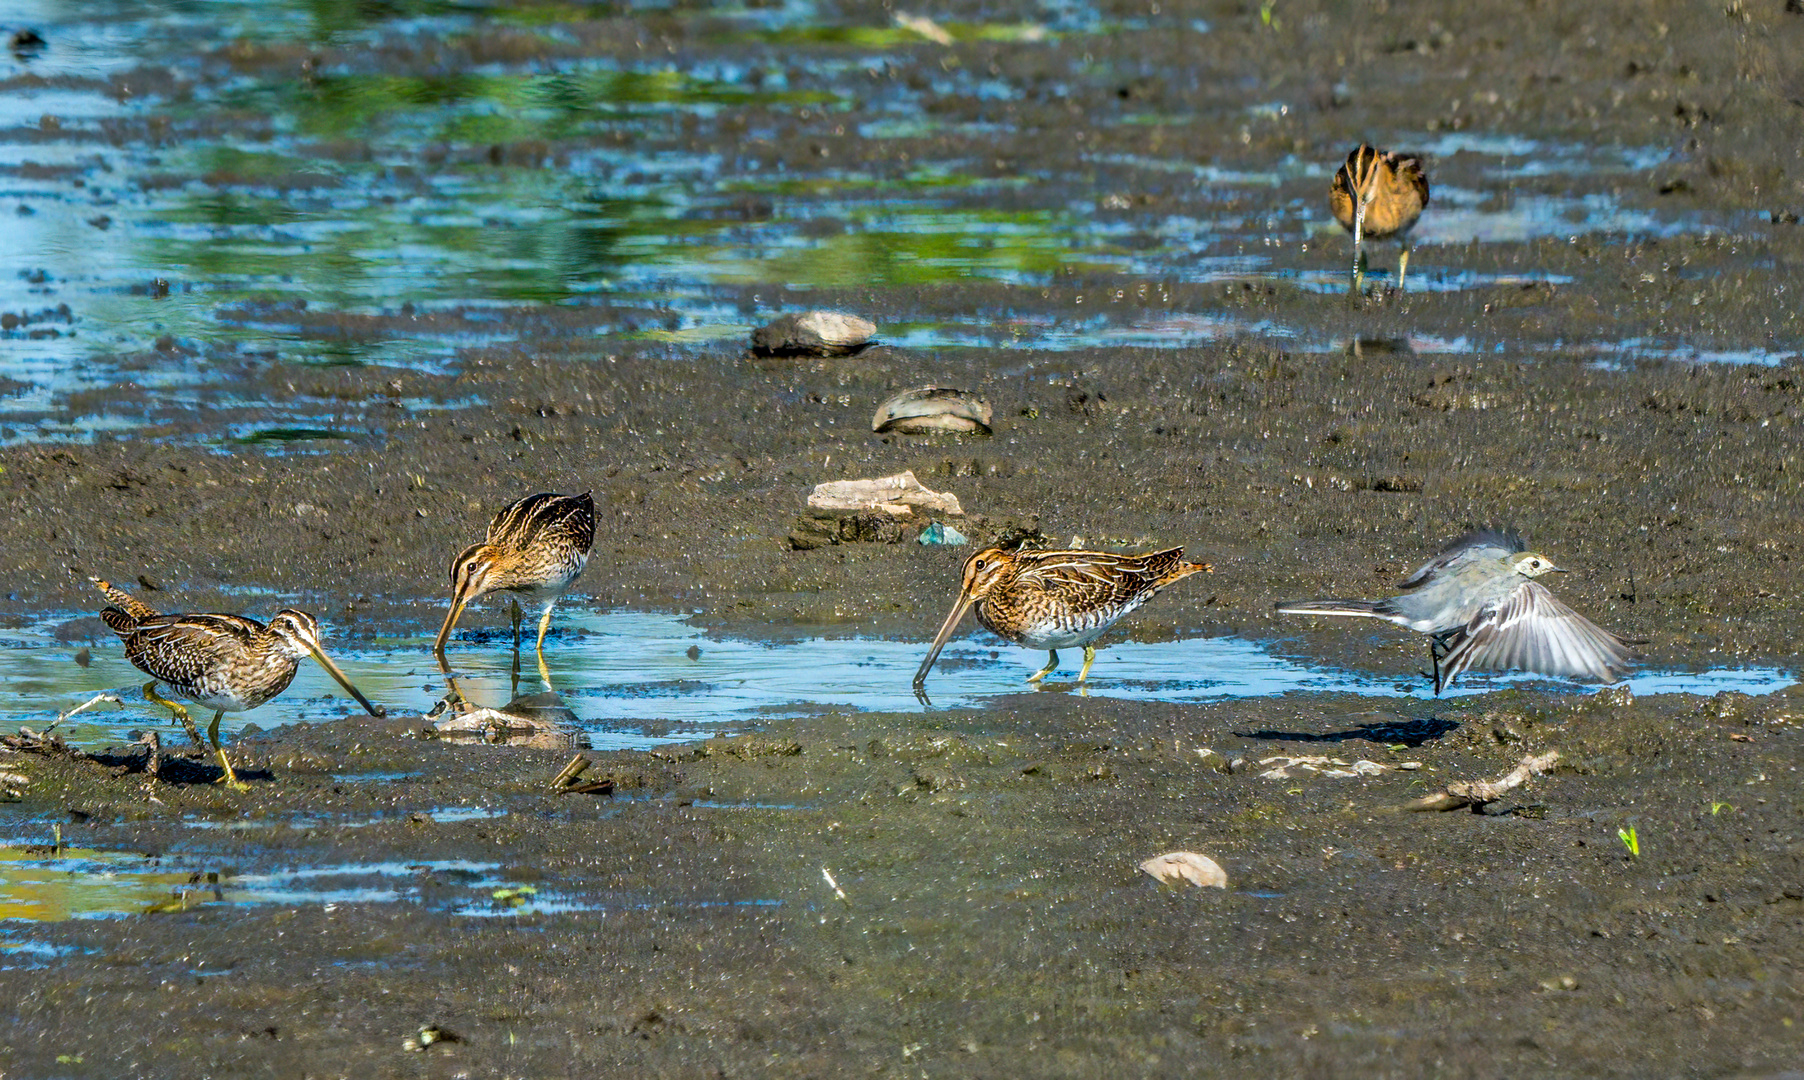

left=3, top=0, right=1804, bottom=1077
left=4, top=335, right=1801, bottom=670
left=2, top=687, right=1802, bottom=1077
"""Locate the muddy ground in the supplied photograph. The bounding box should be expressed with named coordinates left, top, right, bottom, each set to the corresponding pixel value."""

left=4, top=0, right=1804, bottom=1076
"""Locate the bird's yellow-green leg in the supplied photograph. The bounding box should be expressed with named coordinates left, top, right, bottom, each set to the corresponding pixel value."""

left=1397, top=244, right=1411, bottom=293
left=1027, top=650, right=1060, bottom=683
left=207, top=709, right=247, bottom=791
left=532, top=603, right=559, bottom=687
left=1076, top=645, right=1098, bottom=684
left=1350, top=202, right=1366, bottom=294
left=534, top=603, right=556, bottom=655
left=509, top=597, right=525, bottom=652
left=144, top=680, right=205, bottom=752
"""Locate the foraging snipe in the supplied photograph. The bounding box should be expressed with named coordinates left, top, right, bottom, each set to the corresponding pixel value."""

left=434, top=491, right=595, bottom=662
left=94, top=578, right=382, bottom=788
left=1330, top=143, right=1429, bottom=292
left=914, top=546, right=1213, bottom=689
left=1274, top=530, right=1635, bottom=694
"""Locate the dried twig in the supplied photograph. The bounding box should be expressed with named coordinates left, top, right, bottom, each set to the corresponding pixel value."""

left=1407, top=751, right=1560, bottom=812
left=61, top=692, right=125, bottom=723
left=551, top=754, right=590, bottom=789
left=139, top=729, right=161, bottom=782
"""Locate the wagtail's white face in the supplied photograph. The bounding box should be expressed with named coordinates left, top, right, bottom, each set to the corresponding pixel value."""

left=1508, top=552, right=1564, bottom=578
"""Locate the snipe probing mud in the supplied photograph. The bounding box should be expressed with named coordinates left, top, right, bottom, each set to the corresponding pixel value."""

left=434, top=492, right=595, bottom=670
left=914, top=546, right=1212, bottom=690
left=1330, top=143, right=1429, bottom=293
left=94, top=578, right=382, bottom=788
left=1274, top=530, right=1636, bottom=694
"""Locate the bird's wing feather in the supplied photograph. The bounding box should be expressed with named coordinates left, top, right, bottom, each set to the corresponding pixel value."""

left=122, top=614, right=264, bottom=686
left=1012, top=552, right=1130, bottom=607
left=1439, top=581, right=1634, bottom=688
left=487, top=492, right=595, bottom=552
left=1014, top=548, right=1190, bottom=606
left=1398, top=530, right=1525, bottom=589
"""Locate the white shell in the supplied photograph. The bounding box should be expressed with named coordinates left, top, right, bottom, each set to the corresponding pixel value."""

left=872, top=386, right=993, bottom=434
left=1139, top=852, right=1227, bottom=889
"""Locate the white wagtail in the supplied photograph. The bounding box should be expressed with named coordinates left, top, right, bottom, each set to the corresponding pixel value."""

left=1275, top=530, right=1636, bottom=693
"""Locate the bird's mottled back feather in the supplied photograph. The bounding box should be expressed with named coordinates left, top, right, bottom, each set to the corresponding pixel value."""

left=486, top=491, right=595, bottom=554
left=117, top=614, right=266, bottom=687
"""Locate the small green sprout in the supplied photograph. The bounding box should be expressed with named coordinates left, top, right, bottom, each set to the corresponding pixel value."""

left=1711, top=802, right=1733, bottom=816
left=1617, top=825, right=1640, bottom=858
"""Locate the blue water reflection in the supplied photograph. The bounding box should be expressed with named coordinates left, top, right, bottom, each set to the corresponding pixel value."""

left=6, top=610, right=1791, bottom=751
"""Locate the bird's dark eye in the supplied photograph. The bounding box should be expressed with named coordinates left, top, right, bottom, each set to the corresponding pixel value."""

left=974, top=559, right=986, bottom=570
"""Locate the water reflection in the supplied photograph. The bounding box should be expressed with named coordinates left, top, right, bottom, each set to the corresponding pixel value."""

left=7, top=610, right=1793, bottom=753
left=0, top=844, right=780, bottom=923
left=0, top=848, right=503, bottom=921
left=0, top=0, right=1761, bottom=445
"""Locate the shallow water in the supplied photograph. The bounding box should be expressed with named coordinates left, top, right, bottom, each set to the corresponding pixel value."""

left=0, top=840, right=788, bottom=925
left=0, top=0, right=1780, bottom=447
left=0, top=847, right=529, bottom=923
left=7, top=609, right=1791, bottom=751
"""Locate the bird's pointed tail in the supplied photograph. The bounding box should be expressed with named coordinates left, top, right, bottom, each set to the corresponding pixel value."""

left=1272, top=598, right=1392, bottom=619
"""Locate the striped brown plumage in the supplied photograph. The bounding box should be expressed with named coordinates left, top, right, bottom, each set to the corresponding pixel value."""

left=1330, top=143, right=1429, bottom=290
left=434, top=491, right=595, bottom=660
left=94, top=577, right=380, bottom=788
left=914, top=546, right=1212, bottom=688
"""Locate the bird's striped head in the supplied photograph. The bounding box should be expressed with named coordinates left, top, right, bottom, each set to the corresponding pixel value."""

left=449, top=542, right=506, bottom=602
left=958, top=547, right=1018, bottom=602
left=271, top=609, right=382, bottom=717
left=267, top=609, right=325, bottom=657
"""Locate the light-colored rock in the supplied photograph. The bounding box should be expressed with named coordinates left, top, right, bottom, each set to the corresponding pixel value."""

left=806, top=470, right=963, bottom=516
left=750, top=311, right=876, bottom=356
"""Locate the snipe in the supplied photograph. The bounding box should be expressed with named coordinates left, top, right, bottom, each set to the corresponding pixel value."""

left=94, top=578, right=382, bottom=788
left=914, top=546, right=1212, bottom=690
left=434, top=491, right=595, bottom=667
left=1330, top=143, right=1429, bottom=292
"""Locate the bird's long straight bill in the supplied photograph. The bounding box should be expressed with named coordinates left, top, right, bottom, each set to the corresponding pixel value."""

left=308, top=645, right=383, bottom=717
left=913, top=593, right=975, bottom=688
left=432, top=588, right=473, bottom=656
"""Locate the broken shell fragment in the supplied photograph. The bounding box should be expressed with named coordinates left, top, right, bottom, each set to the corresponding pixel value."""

left=1139, top=851, right=1228, bottom=889
left=872, top=386, right=994, bottom=434
left=751, top=311, right=877, bottom=356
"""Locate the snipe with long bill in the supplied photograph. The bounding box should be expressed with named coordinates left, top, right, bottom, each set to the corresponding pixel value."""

left=914, top=545, right=1212, bottom=690
left=93, top=577, right=382, bottom=789
left=433, top=491, right=595, bottom=663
